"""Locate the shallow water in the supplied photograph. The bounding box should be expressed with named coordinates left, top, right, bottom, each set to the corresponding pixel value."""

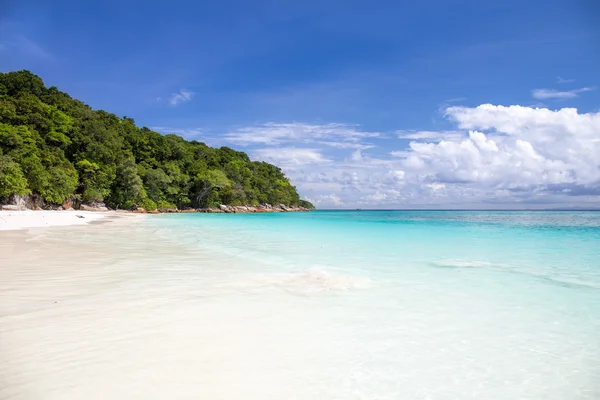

left=1, top=211, right=599, bottom=399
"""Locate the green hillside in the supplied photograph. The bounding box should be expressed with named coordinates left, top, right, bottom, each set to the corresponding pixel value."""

left=0, top=70, right=313, bottom=211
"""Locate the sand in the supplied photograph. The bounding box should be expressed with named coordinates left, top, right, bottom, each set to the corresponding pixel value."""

left=0, top=210, right=111, bottom=231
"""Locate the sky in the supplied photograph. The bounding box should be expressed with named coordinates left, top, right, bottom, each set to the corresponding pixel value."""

left=1, top=0, right=599, bottom=208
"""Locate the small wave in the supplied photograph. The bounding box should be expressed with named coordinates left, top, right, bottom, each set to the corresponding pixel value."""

left=275, top=269, right=373, bottom=295
left=431, top=260, right=600, bottom=290
left=213, top=268, right=373, bottom=296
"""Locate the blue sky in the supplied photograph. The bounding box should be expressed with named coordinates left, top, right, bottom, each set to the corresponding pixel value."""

left=1, top=0, right=600, bottom=208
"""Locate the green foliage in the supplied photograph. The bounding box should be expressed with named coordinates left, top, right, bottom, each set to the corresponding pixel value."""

left=139, top=198, right=157, bottom=211
left=156, top=199, right=177, bottom=209
left=298, top=199, right=315, bottom=209
left=0, top=70, right=311, bottom=208
left=0, top=155, right=30, bottom=199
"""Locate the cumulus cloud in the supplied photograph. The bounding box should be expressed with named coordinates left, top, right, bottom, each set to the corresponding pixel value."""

left=169, top=89, right=195, bottom=106
left=531, top=87, right=594, bottom=100
left=401, top=105, right=600, bottom=196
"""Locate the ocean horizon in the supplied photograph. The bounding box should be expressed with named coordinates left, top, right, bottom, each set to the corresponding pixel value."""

left=2, top=210, right=599, bottom=399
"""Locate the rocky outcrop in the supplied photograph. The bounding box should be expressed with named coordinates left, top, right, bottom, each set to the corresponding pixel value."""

left=200, top=204, right=311, bottom=213
left=157, top=207, right=178, bottom=213
left=0, top=201, right=313, bottom=214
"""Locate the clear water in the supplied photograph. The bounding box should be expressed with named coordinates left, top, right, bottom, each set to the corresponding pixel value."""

left=146, top=211, right=600, bottom=399
left=2, top=211, right=600, bottom=399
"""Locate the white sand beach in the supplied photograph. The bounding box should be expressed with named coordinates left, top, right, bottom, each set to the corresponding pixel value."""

left=0, top=210, right=111, bottom=231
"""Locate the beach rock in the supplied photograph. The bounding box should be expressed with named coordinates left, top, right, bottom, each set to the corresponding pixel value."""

left=80, top=203, right=109, bottom=212
left=10, top=194, right=44, bottom=210
left=158, top=207, right=178, bottom=213
left=176, top=204, right=313, bottom=214
left=62, top=198, right=73, bottom=210
left=133, top=207, right=147, bottom=214
left=1, top=204, right=20, bottom=211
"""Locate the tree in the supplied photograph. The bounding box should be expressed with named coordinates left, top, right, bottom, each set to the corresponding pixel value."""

left=109, top=156, right=146, bottom=208
left=0, top=155, right=30, bottom=200
left=192, top=169, right=231, bottom=207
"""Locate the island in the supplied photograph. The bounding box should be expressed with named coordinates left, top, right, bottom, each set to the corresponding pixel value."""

left=0, top=71, right=314, bottom=213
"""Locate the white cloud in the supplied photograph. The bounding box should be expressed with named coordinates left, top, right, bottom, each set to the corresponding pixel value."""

left=224, top=123, right=379, bottom=146
left=531, top=87, right=594, bottom=100
left=312, top=194, right=344, bottom=207
left=556, top=76, right=575, bottom=84
left=397, top=130, right=466, bottom=142
left=253, top=148, right=332, bottom=165
left=169, top=89, right=195, bottom=106
left=427, top=183, right=446, bottom=191
left=444, top=97, right=467, bottom=103
left=406, top=105, right=600, bottom=194
left=268, top=105, right=600, bottom=207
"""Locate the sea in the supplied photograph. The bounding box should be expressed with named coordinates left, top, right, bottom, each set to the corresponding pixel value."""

left=1, top=210, right=599, bottom=399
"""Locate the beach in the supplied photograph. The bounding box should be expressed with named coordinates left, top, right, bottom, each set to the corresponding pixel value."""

left=1, top=211, right=599, bottom=399
left=0, top=210, right=113, bottom=231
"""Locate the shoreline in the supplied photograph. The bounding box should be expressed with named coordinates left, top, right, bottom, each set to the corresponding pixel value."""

left=0, top=210, right=141, bottom=231
left=0, top=203, right=311, bottom=231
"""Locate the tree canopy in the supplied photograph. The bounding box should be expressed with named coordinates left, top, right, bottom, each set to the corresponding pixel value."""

left=0, top=70, right=314, bottom=210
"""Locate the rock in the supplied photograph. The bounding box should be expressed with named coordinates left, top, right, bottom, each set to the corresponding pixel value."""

left=158, top=208, right=178, bottom=213
left=80, top=204, right=109, bottom=212
left=1, top=205, right=21, bottom=211
left=169, top=204, right=313, bottom=214
left=62, top=198, right=73, bottom=210
left=11, top=194, right=43, bottom=210
left=133, top=207, right=147, bottom=214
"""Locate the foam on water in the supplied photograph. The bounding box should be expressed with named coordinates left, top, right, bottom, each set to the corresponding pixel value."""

left=1, top=211, right=600, bottom=399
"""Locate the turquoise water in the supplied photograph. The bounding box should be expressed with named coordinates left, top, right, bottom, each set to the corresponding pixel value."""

left=3, top=211, right=600, bottom=399
left=146, top=211, right=600, bottom=398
